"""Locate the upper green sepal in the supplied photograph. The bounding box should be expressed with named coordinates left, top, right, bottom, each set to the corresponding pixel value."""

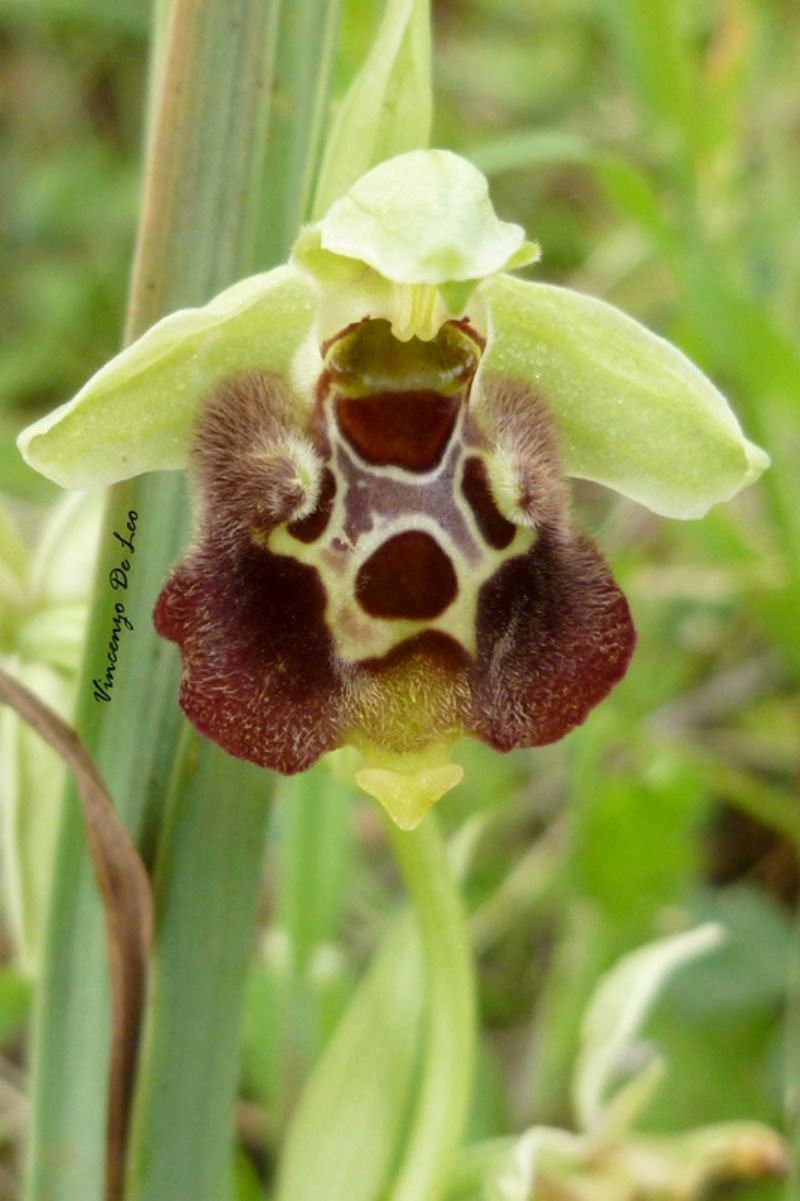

left=18, top=265, right=318, bottom=489
left=478, top=274, right=769, bottom=519
left=295, top=149, right=539, bottom=341
left=307, top=150, right=538, bottom=284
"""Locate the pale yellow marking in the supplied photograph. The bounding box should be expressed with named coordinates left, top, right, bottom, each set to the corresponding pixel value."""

left=356, top=763, right=464, bottom=829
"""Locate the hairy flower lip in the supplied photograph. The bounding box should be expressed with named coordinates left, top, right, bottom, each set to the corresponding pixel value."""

left=151, top=339, right=636, bottom=831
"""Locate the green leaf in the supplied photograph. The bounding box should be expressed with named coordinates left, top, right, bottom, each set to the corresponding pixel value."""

left=573, top=924, right=724, bottom=1134
left=255, top=0, right=342, bottom=264
left=0, top=662, right=69, bottom=975
left=467, top=128, right=590, bottom=177
left=123, top=736, right=271, bottom=1201
left=0, top=964, right=32, bottom=1044
left=479, top=275, right=769, bottom=519
left=275, top=914, right=424, bottom=1201
left=22, top=0, right=328, bottom=1193
left=598, top=0, right=702, bottom=191
left=18, top=265, right=317, bottom=489
left=312, top=0, right=432, bottom=218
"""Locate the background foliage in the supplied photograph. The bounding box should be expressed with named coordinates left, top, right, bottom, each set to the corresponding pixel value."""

left=1, top=0, right=798, bottom=1197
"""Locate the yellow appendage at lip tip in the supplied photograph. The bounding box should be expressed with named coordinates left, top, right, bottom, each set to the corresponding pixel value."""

left=355, top=762, right=464, bottom=830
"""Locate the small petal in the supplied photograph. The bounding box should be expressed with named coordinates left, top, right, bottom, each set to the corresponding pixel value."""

left=296, top=152, right=539, bottom=341
left=479, top=275, right=769, bottom=518
left=18, top=265, right=318, bottom=489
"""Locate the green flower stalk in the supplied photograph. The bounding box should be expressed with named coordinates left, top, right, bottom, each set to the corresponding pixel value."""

left=17, top=148, right=767, bottom=829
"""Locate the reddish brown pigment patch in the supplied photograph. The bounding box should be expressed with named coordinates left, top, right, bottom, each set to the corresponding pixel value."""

left=154, top=540, right=345, bottom=774
left=467, top=530, right=635, bottom=750
left=461, top=456, right=516, bottom=549
left=356, top=530, right=458, bottom=619
left=287, top=467, right=336, bottom=544
left=335, top=391, right=459, bottom=472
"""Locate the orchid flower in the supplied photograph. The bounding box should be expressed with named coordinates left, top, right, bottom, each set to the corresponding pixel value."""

left=17, top=149, right=768, bottom=828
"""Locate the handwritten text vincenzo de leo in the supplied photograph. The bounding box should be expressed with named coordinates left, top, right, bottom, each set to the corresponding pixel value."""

left=92, top=510, right=138, bottom=703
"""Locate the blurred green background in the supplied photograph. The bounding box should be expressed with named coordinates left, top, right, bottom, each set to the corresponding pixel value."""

left=1, top=1, right=799, bottom=1197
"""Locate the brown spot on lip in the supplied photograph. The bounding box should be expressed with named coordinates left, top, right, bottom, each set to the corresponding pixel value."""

left=335, top=391, right=460, bottom=472
left=356, top=530, right=458, bottom=619
left=461, top=456, right=516, bottom=549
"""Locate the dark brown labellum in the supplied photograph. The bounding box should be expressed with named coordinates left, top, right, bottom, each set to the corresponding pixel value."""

left=154, top=317, right=635, bottom=775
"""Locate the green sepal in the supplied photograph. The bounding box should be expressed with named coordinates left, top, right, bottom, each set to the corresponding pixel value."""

left=17, top=265, right=318, bottom=489
left=308, top=150, right=537, bottom=285
left=479, top=275, right=769, bottom=518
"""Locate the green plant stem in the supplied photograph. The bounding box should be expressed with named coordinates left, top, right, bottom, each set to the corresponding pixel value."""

left=24, top=483, right=189, bottom=1201
left=120, top=0, right=343, bottom=1197
left=385, top=813, right=476, bottom=1201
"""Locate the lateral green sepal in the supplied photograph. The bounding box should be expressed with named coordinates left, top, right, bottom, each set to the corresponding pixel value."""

left=478, top=275, right=769, bottom=519
left=18, top=265, right=318, bottom=489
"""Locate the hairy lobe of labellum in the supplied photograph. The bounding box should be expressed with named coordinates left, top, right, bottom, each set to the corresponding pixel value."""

left=154, top=317, right=635, bottom=776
